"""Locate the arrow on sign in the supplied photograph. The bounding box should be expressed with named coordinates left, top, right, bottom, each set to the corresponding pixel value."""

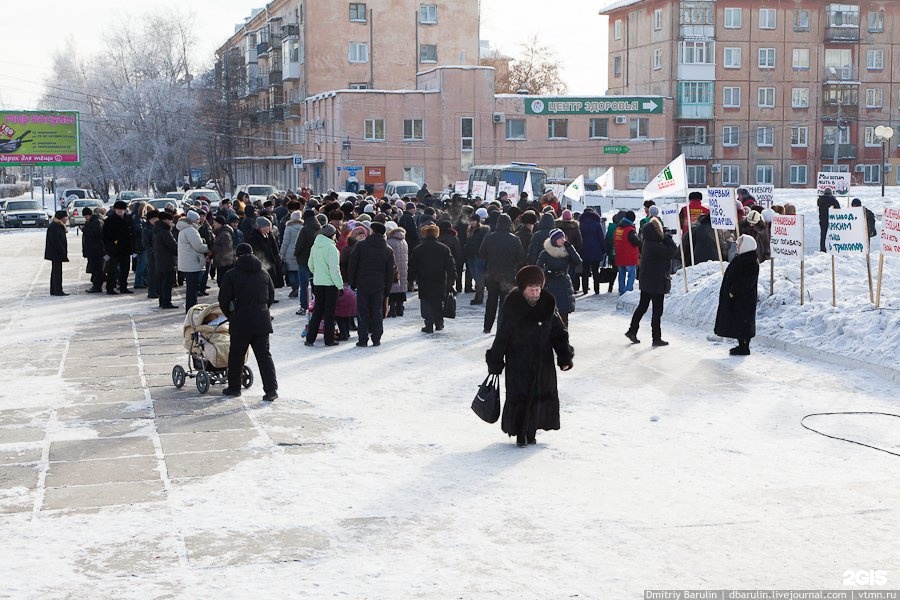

left=642, top=100, right=658, bottom=111
left=603, top=145, right=631, bottom=154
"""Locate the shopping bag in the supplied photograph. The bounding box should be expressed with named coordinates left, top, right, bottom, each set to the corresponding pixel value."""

left=471, top=374, right=501, bottom=423
left=442, top=290, right=457, bottom=319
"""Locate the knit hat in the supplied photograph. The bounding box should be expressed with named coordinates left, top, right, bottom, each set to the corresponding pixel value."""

left=315, top=213, right=328, bottom=226
left=213, top=215, right=226, bottom=225
left=303, top=208, right=317, bottom=221
left=290, top=210, right=302, bottom=221
left=256, top=216, right=272, bottom=228
left=548, top=228, right=567, bottom=246
left=420, top=223, right=440, bottom=238
left=648, top=205, right=660, bottom=218
left=369, top=221, right=386, bottom=235
left=395, top=199, right=405, bottom=209
left=351, top=225, right=370, bottom=238
left=113, top=200, right=128, bottom=210
left=227, top=214, right=240, bottom=224
left=516, top=265, right=545, bottom=290
left=363, top=203, right=375, bottom=214
left=384, top=220, right=398, bottom=232
left=746, top=210, right=762, bottom=226
left=186, top=210, right=200, bottom=223
left=475, top=207, right=488, bottom=219
left=356, top=213, right=372, bottom=222
left=561, top=209, right=573, bottom=221
left=321, top=224, right=337, bottom=238
left=405, top=202, right=416, bottom=211
left=391, top=193, right=401, bottom=201
left=624, top=210, right=636, bottom=223
left=235, top=243, right=253, bottom=256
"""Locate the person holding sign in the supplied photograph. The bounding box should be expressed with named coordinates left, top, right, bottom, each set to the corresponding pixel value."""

left=817, top=188, right=840, bottom=252
left=714, top=234, right=760, bottom=356
left=625, top=214, right=678, bottom=346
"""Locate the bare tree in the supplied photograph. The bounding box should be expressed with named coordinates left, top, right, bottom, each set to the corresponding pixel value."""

left=482, top=35, right=568, bottom=95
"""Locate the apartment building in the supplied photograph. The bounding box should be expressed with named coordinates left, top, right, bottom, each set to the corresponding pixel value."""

left=602, top=0, right=900, bottom=188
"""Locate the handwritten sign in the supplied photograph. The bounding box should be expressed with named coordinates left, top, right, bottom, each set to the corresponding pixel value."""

left=826, top=207, right=868, bottom=255
left=499, top=181, right=519, bottom=198
left=659, top=203, right=683, bottom=247
left=454, top=180, right=468, bottom=195
left=770, top=214, right=805, bottom=260
left=706, top=187, right=739, bottom=230
left=817, top=172, right=851, bottom=196
left=742, top=184, right=774, bottom=208
left=471, top=180, right=487, bottom=198
left=880, top=207, right=900, bottom=256
left=485, top=185, right=497, bottom=203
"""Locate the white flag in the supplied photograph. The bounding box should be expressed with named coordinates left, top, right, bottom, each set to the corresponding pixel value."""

left=643, top=154, right=687, bottom=201
left=522, top=171, right=534, bottom=200
left=594, top=168, right=614, bottom=198
left=563, top=174, right=585, bottom=201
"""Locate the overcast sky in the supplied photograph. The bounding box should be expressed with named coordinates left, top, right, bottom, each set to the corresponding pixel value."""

left=0, top=0, right=612, bottom=110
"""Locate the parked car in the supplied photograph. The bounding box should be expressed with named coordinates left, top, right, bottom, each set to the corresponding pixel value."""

left=59, top=189, right=91, bottom=208
left=165, top=192, right=184, bottom=201
left=235, top=184, right=277, bottom=203
left=67, top=198, right=105, bottom=226
left=384, top=181, right=420, bottom=199
left=1, top=200, right=50, bottom=228
left=181, top=189, right=221, bottom=212
left=146, top=198, right=182, bottom=214
left=118, top=190, right=143, bottom=203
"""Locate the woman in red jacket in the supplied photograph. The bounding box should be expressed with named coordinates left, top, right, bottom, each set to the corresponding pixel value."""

left=612, top=210, right=640, bottom=295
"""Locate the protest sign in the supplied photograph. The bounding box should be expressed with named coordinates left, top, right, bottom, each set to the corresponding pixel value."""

left=742, top=184, right=774, bottom=207
left=706, top=188, right=739, bottom=230
left=499, top=181, right=518, bottom=198
left=826, top=207, right=868, bottom=255
left=471, top=180, right=487, bottom=198
left=454, top=181, right=468, bottom=195
left=877, top=207, right=900, bottom=307
left=817, top=172, right=851, bottom=196
left=770, top=215, right=804, bottom=260
left=485, top=185, right=497, bottom=203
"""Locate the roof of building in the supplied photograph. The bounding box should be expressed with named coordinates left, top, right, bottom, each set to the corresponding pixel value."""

left=599, top=0, right=646, bottom=15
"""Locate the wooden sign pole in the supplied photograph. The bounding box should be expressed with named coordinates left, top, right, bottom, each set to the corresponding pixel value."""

left=866, top=253, right=874, bottom=304
left=679, top=239, right=688, bottom=293
left=876, top=254, right=885, bottom=308
left=831, top=255, right=837, bottom=307
left=800, top=259, right=805, bottom=306
left=715, top=232, right=724, bottom=275
left=769, top=258, right=774, bottom=297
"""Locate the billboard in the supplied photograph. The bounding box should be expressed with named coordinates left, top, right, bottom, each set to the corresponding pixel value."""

left=0, top=111, right=80, bottom=166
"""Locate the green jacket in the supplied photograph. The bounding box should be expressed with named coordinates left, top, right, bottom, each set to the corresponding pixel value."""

left=308, top=234, right=343, bottom=288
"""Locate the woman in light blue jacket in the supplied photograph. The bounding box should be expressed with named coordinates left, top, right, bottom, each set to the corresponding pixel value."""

left=305, top=224, right=342, bottom=347
left=280, top=211, right=303, bottom=298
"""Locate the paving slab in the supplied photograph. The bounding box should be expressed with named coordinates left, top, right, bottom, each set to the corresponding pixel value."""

left=0, top=408, right=50, bottom=427
left=56, top=402, right=152, bottom=422
left=183, top=526, right=329, bottom=567
left=0, top=446, right=42, bottom=465
left=41, top=480, right=165, bottom=510
left=45, top=455, right=159, bottom=487
left=159, top=429, right=259, bottom=454
left=152, top=396, right=244, bottom=417
left=68, top=389, right=148, bottom=405
left=66, top=377, right=144, bottom=391
left=57, top=418, right=154, bottom=439
left=0, top=427, right=45, bottom=444
left=0, top=464, right=39, bottom=490
left=155, top=411, right=254, bottom=434
left=165, top=449, right=263, bottom=479
left=49, top=437, right=156, bottom=462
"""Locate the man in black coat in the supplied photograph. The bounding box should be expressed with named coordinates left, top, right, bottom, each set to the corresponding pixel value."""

left=479, top=213, right=525, bottom=333
left=408, top=223, right=456, bottom=334
left=347, top=221, right=396, bottom=347
left=81, top=208, right=105, bottom=293
left=152, top=212, right=179, bottom=309
left=44, top=210, right=69, bottom=296
left=247, top=217, right=283, bottom=296
left=218, top=243, right=277, bottom=401
left=486, top=265, right=573, bottom=447
left=715, top=234, right=760, bottom=356
left=292, top=209, right=320, bottom=314
left=102, top=200, right=134, bottom=294
left=141, top=211, right=159, bottom=299
left=817, top=188, right=840, bottom=252
left=626, top=217, right=678, bottom=346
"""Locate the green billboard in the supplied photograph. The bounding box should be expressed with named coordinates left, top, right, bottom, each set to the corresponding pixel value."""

left=524, top=96, right=663, bottom=115
left=0, top=111, right=81, bottom=166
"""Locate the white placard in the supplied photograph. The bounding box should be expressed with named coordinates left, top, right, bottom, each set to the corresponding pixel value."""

left=499, top=181, right=518, bottom=198
left=659, top=203, right=684, bottom=247
left=817, top=172, right=852, bottom=196
left=742, top=184, right=774, bottom=207
left=454, top=180, right=468, bottom=195
left=826, top=207, right=868, bottom=255
left=770, top=214, right=805, bottom=260
left=471, top=180, right=487, bottom=198
left=706, top=187, right=739, bottom=230
left=880, top=207, right=900, bottom=256
left=485, top=185, right=497, bottom=203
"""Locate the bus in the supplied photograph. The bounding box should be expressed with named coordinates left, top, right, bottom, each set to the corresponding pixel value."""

left=467, top=162, right=547, bottom=199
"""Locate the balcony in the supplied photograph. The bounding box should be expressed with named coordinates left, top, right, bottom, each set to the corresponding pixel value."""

left=283, top=62, right=300, bottom=80
left=258, top=110, right=271, bottom=125
left=821, top=144, right=857, bottom=160
left=680, top=24, right=714, bottom=40
left=825, top=26, right=860, bottom=43
left=680, top=143, right=713, bottom=160
left=269, top=70, right=283, bottom=86
left=256, top=41, right=271, bottom=56
left=283, top=23, right=299, bottom=39
left=289, top=101, right=303, bottom=118
left=272, top=105, right=285, bottom=122
left=823, top=66, right=857, bottom=82
left=677, top=102, right=714, bottom=119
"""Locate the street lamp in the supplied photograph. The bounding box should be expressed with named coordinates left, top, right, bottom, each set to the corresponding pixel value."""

left=874, top=125, right=894, bottom=197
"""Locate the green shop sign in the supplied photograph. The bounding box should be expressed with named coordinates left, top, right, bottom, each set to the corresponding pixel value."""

left=524, top=97, right=663, bottom=116
left=0, top=110, right=81, bottom=166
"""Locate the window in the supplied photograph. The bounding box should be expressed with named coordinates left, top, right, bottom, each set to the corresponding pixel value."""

left=724, top=7, right=742, bottom=29
left=722, top=125, right=740, bottom=146
left=865, top=127, right=881, bottom=146
left=629, top=167, right=649, bottom=184
left=681, top=41, right=713, bottom=64
left=827, top=5, right=860, bottom=28
left=867, top=49, right=884, bottom=70
left=792, top=49, right=810, bottom=70
left=349, top=3, right=366, bottom=22
left=348, top=43, right=369, bottom=63
left=723, top=47, right=741, bottom=69
left=630, top=118, right=649, bottom=139
left=868, top=11, right=884, bottom=32
left=757, top=126, right=774, bottom=147
left=547, top=119, right=568, bottom=139
left=654, top=9, right=663, bottom=30
left=792, top=88, right=809, bottom=108
left=588, top=167, right=607, bottom=181
left=866, top=88, right=884, bottom=108
left=756, top=165, right=774, bottom=184
left=679, top=126, right=707, bottom=145
left=403, top=166, right=425, bottom=185
left=680, top=2, right=713, bottom=25
left=758, top=87, right=775, bottom=108
left=790, top=165, right=808, bottom=185
left=613, top=56, right=622, bottom=77
left=790, top=126, right=808, bottom=147
left=687, top=165, right=707, bottom=186
left=589, top=118, right=609, bottom=139
left=723, top=87, right=741, bottom=108
left=614, top=19, right=622, bottom=40
left=349, top=82, right=368, bottom=90
left=653, top=48, right=662, bottom=69
left=461, top=117, right=474, bottom=150
left=403, top=119, right=423, bottom=141
left=679, top=81, right=713, bottom=104
left=506, top=119, right=525, bottom=140
left=759, top=8, right=776, bottom=29
left=793, top=9, right=810, bottom=31
left=824, top=125, right=850, bottom=145
left=863, top=164, right=881, bottom=184
left=419, top=44, right=437, bottom=63
left=722, top=165, right=740, bottom=186
left=419, top=4, right=437, bottom=24
left=758, top=48, right=775, bottom=69
left=546, top=167, right=567, bottom=179
left=364, top=118, right=384, bottom=141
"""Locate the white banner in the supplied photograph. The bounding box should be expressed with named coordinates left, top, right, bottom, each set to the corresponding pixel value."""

left=826, top=207, right=868, bottom=255
left=485, top=185, right=497, bottom=203
left=659, top=203, right=684, bottom=247
left=454, top=180, right=468, bottom=195
left=499, top=181, right=518, bottom=198
left=881, top=207, right=900, bottom=256
left=644, top=154, right=687, bottom=201
left=563, top=174, right=585, bottom=201
left=706, top=187, right=739, bottom=230
left=742, top=184, right=774, bottom=207
left=471, top=180, right=487, bottom=198
left=817, top=172, right=852, bottom=196
left=770, top=214, right=805, bottom=260
left=522, top=171, right=534, bottom=200
left=594, top=168, right=614, bottom=198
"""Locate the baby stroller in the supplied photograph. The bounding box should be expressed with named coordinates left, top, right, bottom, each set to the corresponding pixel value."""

left=172, top=302, right=253, bottom=394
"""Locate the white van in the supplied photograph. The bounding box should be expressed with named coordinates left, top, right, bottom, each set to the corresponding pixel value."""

left=384, top=180, right=420, bottom=199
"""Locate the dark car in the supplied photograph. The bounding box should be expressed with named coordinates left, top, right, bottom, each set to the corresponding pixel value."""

left=0, top=200, right=50, bottom=228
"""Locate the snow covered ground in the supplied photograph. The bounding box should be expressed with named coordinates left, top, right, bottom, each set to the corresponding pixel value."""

left=1, top=188, right=899, bottom=599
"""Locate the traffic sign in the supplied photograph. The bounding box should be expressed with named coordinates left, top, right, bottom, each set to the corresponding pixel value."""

left=603, top=145, right=631, bottom=155
left=292, top=154, right=303, bottom=169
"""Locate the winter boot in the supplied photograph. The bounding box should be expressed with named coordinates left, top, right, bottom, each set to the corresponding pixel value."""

left=516, top=433, right=527, bottom=448
left=625, top=330, right=640, bottom=344
left=470, top=289, right=484, bottom=305
left=594, top=279, right=600, bottom=294
left=730, top=340, right=750, bottom=356
left=396, top=302, right=405, bottom=317
left=652, top=339, right=669, bottom=347
left=386, top=297, right=397, bottom=318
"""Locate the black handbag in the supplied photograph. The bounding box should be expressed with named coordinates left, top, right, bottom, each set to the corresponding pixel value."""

left=442, top=290, right=457, bottom=319
left=471, top=374, right=501, bottom=423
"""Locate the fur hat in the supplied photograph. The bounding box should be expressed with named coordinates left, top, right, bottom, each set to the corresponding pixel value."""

left=235, top=243, right=253, bottom=256
left=475, top=207, right=488, bottom=219
left=561, top=209, right=573, bottom=221
left=351, top=225, right=370, bottom=238
left=213, top=215, right=226, bottom=225
left=648, top=205, right=660, bottom=217
left=369, top=221, right=386, bottom=235
left=82, top=207, right=93, bottom=217
left=356, top=213, right=372, bottom=223
left=548, top=228, right=566, bottom=246
left=516, top=265, right=545, bottom=290
left=256, top=216, right=272, bottom=228
left=158, top=211, right=173, bottom=222
left=290, top=210, right=303, bottom=221
left=363, top=203, right=376, bottom=214
left=405, top=202, right=416, bottom=211
left=688, top=191, right=703, bottom=201
left=420, top=223, right=439, bottom=238
left=113, top=200, right=128, bottom=210
left=315, top=213, right=328, bottom=226
left=186, top=210, right=200, bottom=223
left=746, top=210, right=762, bottom=226
left=54, top=209, right=68, bottom=220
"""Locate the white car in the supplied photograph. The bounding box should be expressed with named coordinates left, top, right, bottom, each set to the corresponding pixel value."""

left=181, top=189, right=222, bottom=212
left=67, top=198, right=105, bottom=226
left=235, top=184, right=278, bottom=203
left=384, top=180, right=420, bottom=199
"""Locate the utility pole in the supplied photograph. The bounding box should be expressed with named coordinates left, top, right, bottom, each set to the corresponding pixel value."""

left=831, top=98, right=841, bottom=170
